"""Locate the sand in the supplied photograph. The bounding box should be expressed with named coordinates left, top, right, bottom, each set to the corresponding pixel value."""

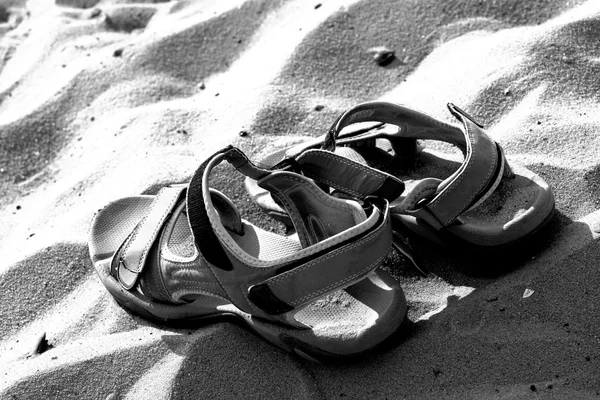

left=1, top=0, right=600, bottom=398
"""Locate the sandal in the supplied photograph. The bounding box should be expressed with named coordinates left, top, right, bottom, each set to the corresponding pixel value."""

left=88, top=146, right=407, bottom=362
left=245, top=102, right=555, bottom=250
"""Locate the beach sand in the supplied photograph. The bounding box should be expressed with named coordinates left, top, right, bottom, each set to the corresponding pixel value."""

left=2, top=0, right=600, bottom=398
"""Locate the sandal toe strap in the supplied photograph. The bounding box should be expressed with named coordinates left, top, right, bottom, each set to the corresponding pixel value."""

left=113, top=185, right=187, bottom=289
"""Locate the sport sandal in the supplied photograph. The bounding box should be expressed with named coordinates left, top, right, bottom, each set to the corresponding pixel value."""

left=88, top=145, right=407, bottom=362
left=245, top=102, right=555, bottom=249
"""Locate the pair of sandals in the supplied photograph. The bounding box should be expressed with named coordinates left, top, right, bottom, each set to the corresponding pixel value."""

left=88, top=101, right=555, bottom=362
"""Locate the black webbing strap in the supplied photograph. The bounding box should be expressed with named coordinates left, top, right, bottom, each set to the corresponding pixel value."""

left=187, top=146, right=272, bottom=271
left=187, top=146, right=235, bottom=271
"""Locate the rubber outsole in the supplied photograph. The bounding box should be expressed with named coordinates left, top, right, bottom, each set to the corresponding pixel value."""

left=110, top=293, right=408, bottom=364
left=392, top=205, right=557, bottom=254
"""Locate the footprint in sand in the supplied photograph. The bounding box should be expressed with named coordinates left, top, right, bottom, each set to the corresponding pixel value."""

left=448, top=299, right=490, bottom=336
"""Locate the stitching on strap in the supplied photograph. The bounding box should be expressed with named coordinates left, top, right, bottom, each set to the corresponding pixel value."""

left=267, top=220, right=381, bottom=286
left=291, top=250, right=387, bottom=306
left=302, top=150, right=386, bottom=179
left=135, top=189, right=182, bottom=273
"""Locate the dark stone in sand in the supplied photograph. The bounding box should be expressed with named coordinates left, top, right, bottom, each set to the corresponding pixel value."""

left=89, top=8, right=101, bottom=18
left=31, top=332, right=49, bottom=355
left=0, top=6, right=8, bottom=23
left=373, top=48, right=395, bottom=66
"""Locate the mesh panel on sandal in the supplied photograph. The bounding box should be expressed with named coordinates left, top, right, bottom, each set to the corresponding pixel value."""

left=166, top=211, right=196, bottom=258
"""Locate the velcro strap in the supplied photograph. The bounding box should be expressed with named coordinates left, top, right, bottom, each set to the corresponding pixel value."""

left=464, top=144, right=506, bottom=212
left=117, top=185, right=186, bottom=289
left=295, top=149, right=405, bottom=201
left=247, top=198, right=392, bottom=315
left=187, top=146, right=236, bottom=271
left=425, top=105, right=502, bottom=226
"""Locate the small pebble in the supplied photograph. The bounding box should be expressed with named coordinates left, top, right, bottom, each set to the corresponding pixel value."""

left=370, top=47, right=395, bottom=66
left=113, top=48, right=123, bottom=57
left=90, top=116, right=95, bottom=122
left=89, top=8, right=102, bottom=18
left=16, top=205, right=21, bottom=210
left=523, top=288, right=534, bottom=298
left=239, top=130, right=249, bottom=137
left=31, top=332, right=49, bottom=355
left=314, top=3, right=322, bottom=9
left=530, top=384, right=536, bottom=392
left=562, top=55, right=574, bottom=64
left=106, top=394, right=118, bottom=400
left=503, top=88, right=512, bottom=96
left=314, top=104, right=324, bottom=111
left=198, top=82, right=206, bottom=90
